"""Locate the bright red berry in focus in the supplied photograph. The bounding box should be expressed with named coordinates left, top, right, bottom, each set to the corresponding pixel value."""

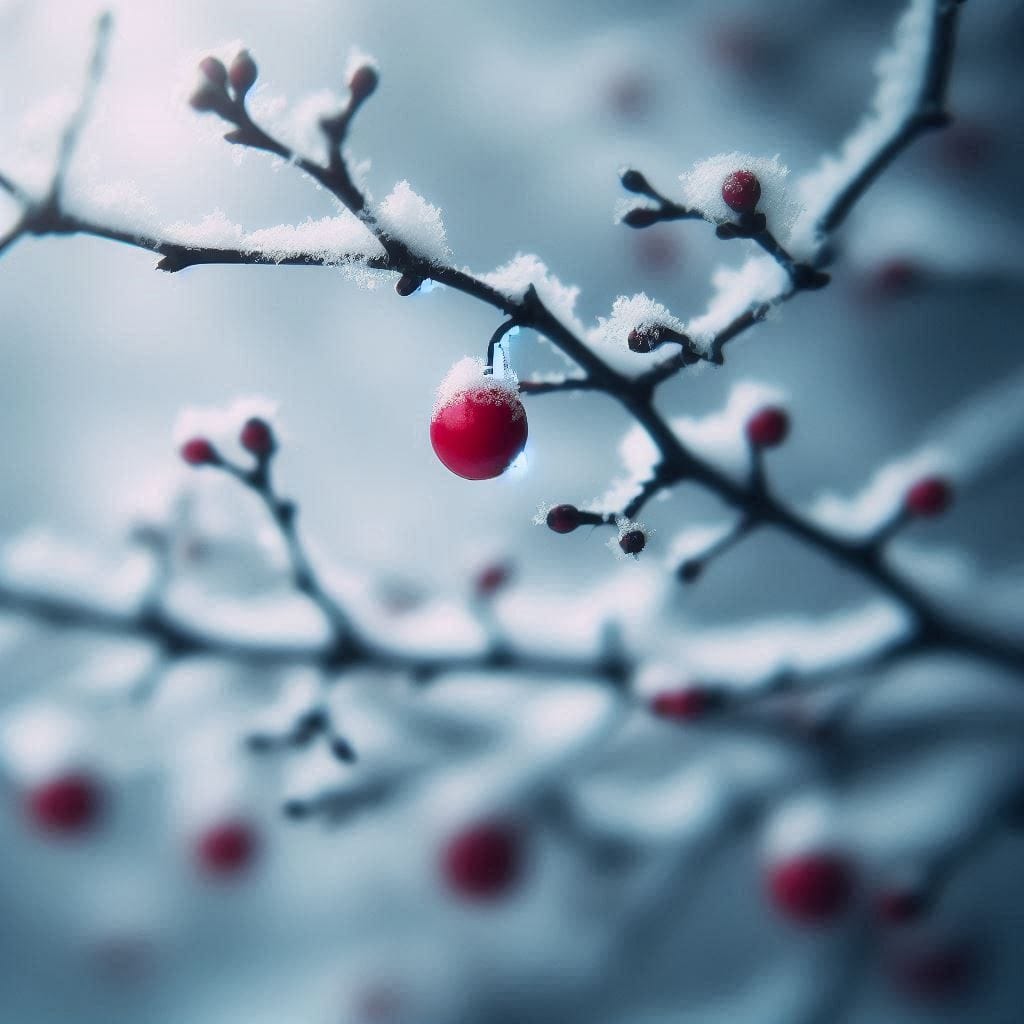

left=650, top=686, right=720, bottom=721
left=28, top=772, right=102, bottom=835
left=442, top=821, right=522, bottom=900
left=905, top=477, right=952, bottom=518
left=240, top=417, right=275, bottom=457
left=196, top=820, right=258, bottom=877
left=180, top=437, right=218, bottom=466
left=430, top=381, right=528, bottom=481
left=546, top=504, right=581, bottom=534
left=722, top=170, right=762, bottom=214
left=767, top=852, right=855, bottom=924
left=746, top=406, right=789, bottom=447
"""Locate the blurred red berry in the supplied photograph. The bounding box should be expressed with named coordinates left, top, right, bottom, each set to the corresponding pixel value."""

left=650, top=686, right=720, bottom=721
left=607, top=72, right=652, bottom=119
left=430, top=388, right=528, bottom=480
left=197, top=820, right=258, bottom=877
left=180, top=437, right=218, bottom=466
left=633, top=231, right=680, bottom=274
left=905, top=477, right=952, bottom=517
left=240, top=417, right=275, bottom=457
left=28, top=772, right=102, bottom=836
left=746, top=406, right=789, bottom=448
left=767, top=852, right=855, bottom=924
left=442, top=821, right=522, bottom=900
left=722, top=170, right=761, bottom=214
left=475, top=562, right=512, bottom=597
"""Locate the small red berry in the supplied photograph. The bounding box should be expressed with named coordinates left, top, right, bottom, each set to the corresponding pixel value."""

left=239, top=417, right=275, bottom=457
left=650, top=686, right=721, bottom=721
left=349, top=65, right=379, bottom=104
left=905, top=477, right=952, bottom=518
left=27, top=773, right=102, bottom=835
left=746, top=406, right=789, bottom=448
left=869, top=258, right=919, bottom=297
left=430, top=372, right=528, bottom=481
left=228, top=50, right=258, bottom=96
left=877, top=888, right=927, bottom=925
left=767, top=852, right=855, bottom=924
left=180, top=437, right=218, bottom=466
left=196, top=820, right=258, bottom=877
left=619, top=530, right=646, bottom=556
left=442, top=821, right=522, bottom=900
left=546, top=504, right=582, bottom=534
left=722, top=170, right=762, bottom=214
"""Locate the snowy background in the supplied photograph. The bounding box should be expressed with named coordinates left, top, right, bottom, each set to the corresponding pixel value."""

left=1, top=0, right=1023, bottom=1021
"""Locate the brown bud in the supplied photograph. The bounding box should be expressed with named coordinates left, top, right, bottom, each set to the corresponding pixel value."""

left=228, top=50, right=258, bottom=96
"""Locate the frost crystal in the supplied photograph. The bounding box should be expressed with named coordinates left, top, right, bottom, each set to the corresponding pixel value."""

left=589, top=293, right=687, bottom=349
left=790, top=0, right=935, bottom=258
left=685, top=256, right=789, bottom=354
left=480, top=254, right=584, bottom=337
left=679, top=152, right=800, bottom=241
left=433, top=358, right=521, bottom=418
left=375, top=181, right=452, bottom=264
left=163, top=210, right=384, bottom=269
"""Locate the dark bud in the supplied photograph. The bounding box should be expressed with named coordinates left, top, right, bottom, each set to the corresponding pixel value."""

left=198, top=56, right=228, bottom=87
left=395, top=273, right=423, bottom=296
left=619, top=168, right=652, bottom=194
left=330, top=736, right=357, bottom=762
left=180, top=437, right=219, bottom=466
left=282, top=799, right=310, bottom=819
left=715, top=222, right=738, bottom=240
left=228, top=50, right=258, bottom=97
left=546, top=504, right=582, bottom=534
left=622, top=207, right=662, bottom=229
left=678, top=559, right=703, bottom=583
left=349, top=64, right=379, bottom=104
left=619, top=530, right=646, bottom=556
left=627, top=325, right=664, bottom=353
left=792, top=264, right=830, bottom=290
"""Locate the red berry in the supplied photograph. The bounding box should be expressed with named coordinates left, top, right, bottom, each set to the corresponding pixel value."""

left=722, top=170, right=762, bottom=214
left=650, top=686, right=720, bottom=721
left=546, top=504, right=581, bottom=534
left=619, top=530, right=646, bottom=556
left=746, top=406, right=789, bottom=447
left=430, top=380, right=528, bottom=481
left=228, top=50, right=258, bottom=96
left=877, top=888, right=927, bottom=925
left=442, top=821, right=522, bottom=900
left=239, top=417, right=275, bottom=457
left=196, top=820, right=258, bottom=877
left=475, top=562, right=512, bottom=597
left=27, top=773, right=102, bottom=835
left=892, top=943, right=974, bottom=1002
left=180, top=437, right=218, bottom=466
left=869, top=258, right=919, bottom=297
left=905, top=476, right=952, bottom=518
left=767, top=852, right=855, bottom=924
left=349, top=65, right=379, bottom=103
